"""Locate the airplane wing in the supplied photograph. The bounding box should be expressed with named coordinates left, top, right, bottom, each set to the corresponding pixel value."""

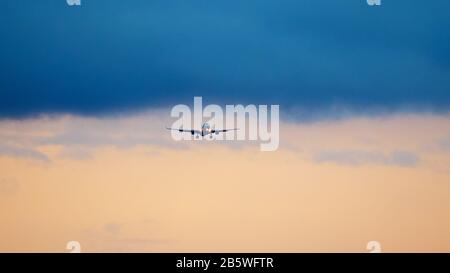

left=166, top=127, right=201, bottom=134
left=211, top=128, right=239, bottom=133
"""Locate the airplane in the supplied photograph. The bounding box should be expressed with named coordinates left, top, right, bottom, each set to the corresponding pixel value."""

left=166, top=123, right=238, bottom=139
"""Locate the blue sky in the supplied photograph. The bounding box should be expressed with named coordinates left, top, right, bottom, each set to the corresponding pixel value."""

left=0, top=0, right=449, bottom=117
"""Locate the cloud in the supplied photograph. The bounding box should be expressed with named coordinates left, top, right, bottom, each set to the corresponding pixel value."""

left=37, top=112, right=192, bottom=154
left=103, top=223, right=121, bottom=235
left=0, top=144, right=49, bottom=162
left=0, top=1, right=450, bottom=117
left=389, top=150, right=420, bottom=167
left=78, top=221, right=171, bottom=252
left=0, top=111, right=190, bottom=160
left=0, top=111, right=447, bottom=167
left=314, top=150, right=419, bottom=167
left=439, top=135, right=450, bottom=151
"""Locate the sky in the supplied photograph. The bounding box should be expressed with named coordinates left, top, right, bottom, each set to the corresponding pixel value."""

left=0, top=0, right=449, bottom=117
left=0, top=0, right=450, bottom=252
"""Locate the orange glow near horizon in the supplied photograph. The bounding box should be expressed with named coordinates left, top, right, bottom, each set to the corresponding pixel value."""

left=1, top=112, right=450, bottom=252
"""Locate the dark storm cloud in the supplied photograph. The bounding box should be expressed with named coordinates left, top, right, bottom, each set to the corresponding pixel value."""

left=0, top=0, right=449, bottom=117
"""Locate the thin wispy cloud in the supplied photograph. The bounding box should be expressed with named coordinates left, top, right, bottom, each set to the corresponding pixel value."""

left=314, top=150, right=419, bottom=167
left=0, top=112, right=447, bottom=169
left=0, top=144, right=49, bottom=162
